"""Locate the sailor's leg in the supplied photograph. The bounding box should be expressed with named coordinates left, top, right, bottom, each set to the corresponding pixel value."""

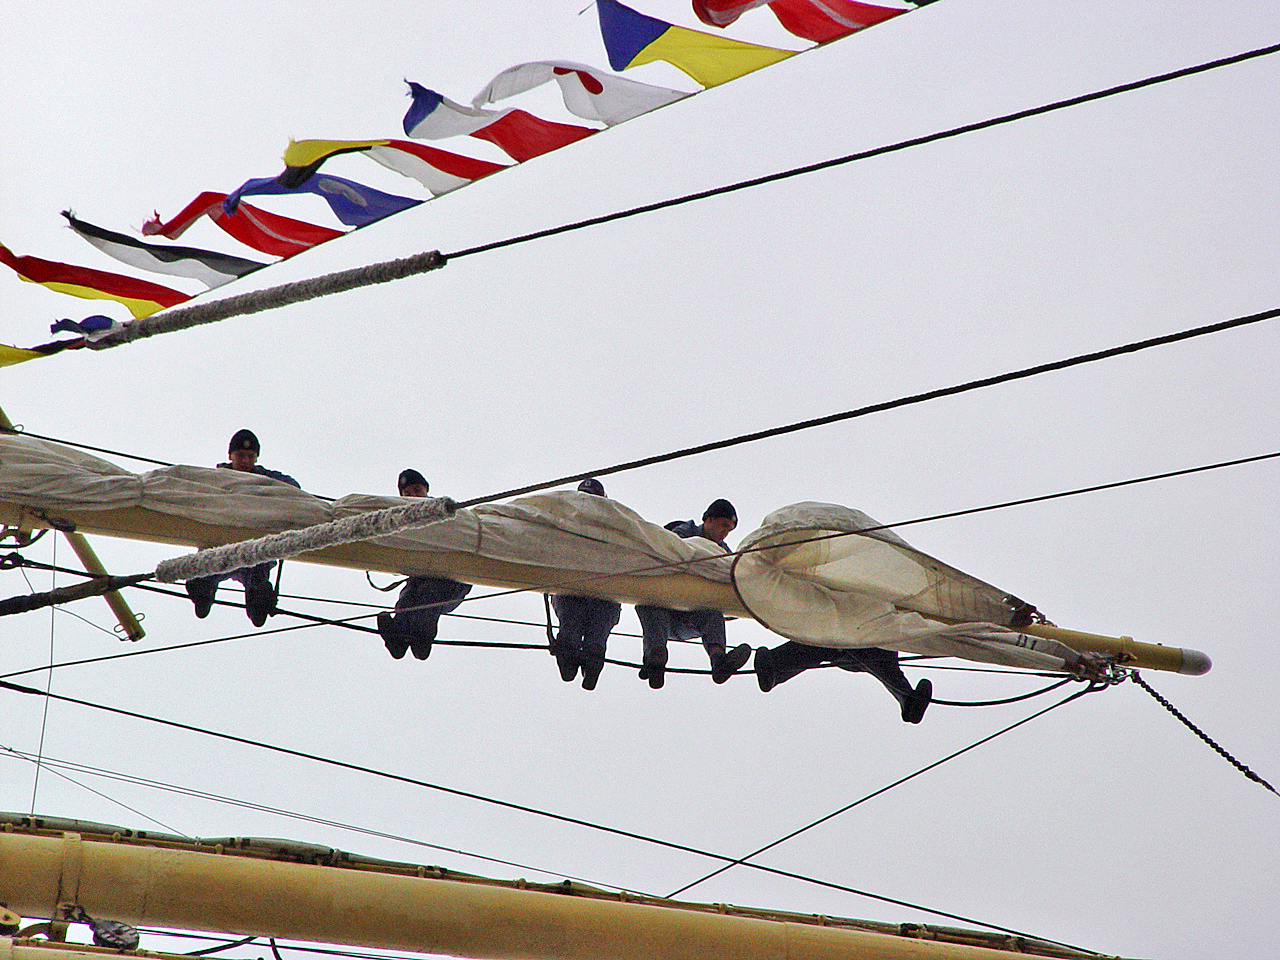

left=578, top=600, right=621, bottom=691
left=232, top=562, right=276, bottom=627
left=755, top=641, right=832, bottom=692
left=550, top=595, right=589, bottom=683
left=835, top=647, right=932, bottom=723
left=634, top=605, right=672, bottom=689
left=185, top=571, right=230, bottom=619
left=681, top=610, right=750, bottom=683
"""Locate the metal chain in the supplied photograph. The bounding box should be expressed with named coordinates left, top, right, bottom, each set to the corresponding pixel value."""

left=1129, top=671, right=1278, bottom=795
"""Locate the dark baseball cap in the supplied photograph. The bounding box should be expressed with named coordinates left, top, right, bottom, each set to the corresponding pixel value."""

left=228, top=429, right=259, bottom=455
left=577, top=478, right=606, bottom=496
left=398, top=468, right=429, bottom=494
left=703, top=498, right=737, bottom=523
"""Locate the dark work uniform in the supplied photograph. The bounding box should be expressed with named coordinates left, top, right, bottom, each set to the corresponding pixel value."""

left=635, top=520, right=745, bottom=686
left=384, top=575, right=472, bottom=659
left=186, top=463, right=300, bottom=626
left=551, top=594, right=622, bottom=689
left=756, top=642, right=932, bottom=723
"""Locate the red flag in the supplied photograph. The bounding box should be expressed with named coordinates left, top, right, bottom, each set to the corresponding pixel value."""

left=0, top=242, right=190, bottom=318
left=693, top=0, right=905, bottom=43
left=145, top=192, right=344, bottom=258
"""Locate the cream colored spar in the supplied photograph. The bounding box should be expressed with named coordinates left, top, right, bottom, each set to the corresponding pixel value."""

left=0, top=821, right=1120, bottom=960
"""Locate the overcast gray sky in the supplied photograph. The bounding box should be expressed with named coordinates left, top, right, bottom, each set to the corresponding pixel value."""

left=2, top=2, right=1278, bottom=958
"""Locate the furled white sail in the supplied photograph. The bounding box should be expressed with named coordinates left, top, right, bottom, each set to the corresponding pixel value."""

left=0, top=434, right=1185, bottom=673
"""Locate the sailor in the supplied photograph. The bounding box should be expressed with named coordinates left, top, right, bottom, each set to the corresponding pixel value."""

left=185, top=429, right=301, bottom=627
left=548, top=478, right=622, bottom=690
left=754, top=642, right=933, bottom=724
left=376, top=469, right=472, bottom=661
left=634, top=498, right=752, bottom=689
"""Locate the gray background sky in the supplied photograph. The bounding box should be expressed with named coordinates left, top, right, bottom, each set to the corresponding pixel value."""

left=2, top=2, right=1278, bottom=958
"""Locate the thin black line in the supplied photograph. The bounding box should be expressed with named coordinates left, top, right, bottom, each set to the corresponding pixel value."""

left=445, top=43, right=1280, bottom=262
left=452, top=310, right=1280, bottom=508
left=1, top=428, right=174, bottom=467
left=666, top=684, right=1102, bottom=900
left=0, top=676, right=1097, bottom=950
left=0, top=745, right=655, bottom=898
left=6, top=46, right=1277, bottom=505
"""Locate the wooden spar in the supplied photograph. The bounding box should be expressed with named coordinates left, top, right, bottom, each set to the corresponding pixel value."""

left=0, top=824, right=1110, bottom=960
left=60, top=534, right=145, bottom=642
left=1022, top=623, right=1209, bottom=675
left=0, top=408, right=143, bottom=642
left=0, top=495, right=1206, bottom=674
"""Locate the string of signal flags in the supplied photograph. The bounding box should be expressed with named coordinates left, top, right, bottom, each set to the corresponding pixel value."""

left=0, top=0, right=935, bottom=366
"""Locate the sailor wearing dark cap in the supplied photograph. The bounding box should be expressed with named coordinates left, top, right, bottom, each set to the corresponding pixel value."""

left=633, top=498, right=752, bottom=689
left=547, top=479, right=622, bottom=690
left=375, top=469, right=472, bottom=661
left=184, top=430, right=301, bottom=627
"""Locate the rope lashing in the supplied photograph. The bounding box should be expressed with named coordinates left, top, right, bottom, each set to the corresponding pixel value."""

left=155, top=496, right=457, bottom=584
left=0, top=573, right=151, bottom=617
left=87, top=250, right=446, bottom=349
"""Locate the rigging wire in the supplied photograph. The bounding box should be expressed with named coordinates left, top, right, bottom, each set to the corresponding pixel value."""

left=0, top=675, right=1101, bottom=953
left=0, top=427, right=335, bottom=501
left=451, top=318, right=1280, bottom=508
left=929, top=677, right=1075, bottom=708
left=18, top=306, right=1272, bottom=517
left=0, top=43, right=1269, bottom=960
left=665, top=681, right=1105, bottom=899
left=11, top=447, right=1278, bottom=618
left=0, top=568, right=1071, bottom=706
left=0, top=744, right=660, bottom=897
left=183, top=936, right=257, bottom=957
left=28, top=538, right=56, bottom=814
left=0, top=429, right=175, bottom=468
left=445, top=42, right=1280, bottom=264
left=2, top=744, right=187, bottom=836
left=37, top=43, right=1270, bottom=358
left=142, top=929, right=457, bottom=960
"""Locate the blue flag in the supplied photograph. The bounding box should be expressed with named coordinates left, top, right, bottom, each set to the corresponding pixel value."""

left=224, top=174, right=421, bottom=227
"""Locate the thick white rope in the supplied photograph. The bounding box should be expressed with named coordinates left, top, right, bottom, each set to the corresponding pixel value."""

left=89, top=250, right=446, bottom=349
left=155, top=496, right=457, bottom=583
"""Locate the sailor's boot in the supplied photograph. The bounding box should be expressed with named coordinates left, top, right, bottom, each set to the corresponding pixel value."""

left=710, top=643, right=752, bottom=684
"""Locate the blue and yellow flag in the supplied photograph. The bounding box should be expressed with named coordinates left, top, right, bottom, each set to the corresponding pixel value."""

left=597, top=0, right=795, bottom=88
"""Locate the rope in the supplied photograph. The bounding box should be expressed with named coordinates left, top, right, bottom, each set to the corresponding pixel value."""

left=141, top=930, right=489, bottom=960
left=445, top=43, right=1280, bottom=262
left=666, top=681, right=1108, bottom=899
left=86, top=251, right=446, bottom=350
left=154, top=496, right=457, bottom=583
left=0, top=427, right=175, bottom=467
left=28, top=541, right=55, bottom=815
left=451, top=315, right=1280, bottom=509
left=0, top=676, right=1097, bottom=951
left=185, top=937, right=257, bottom=956
left=1129, top=672, right=1278, bottom=795
left=0, top=572, right=151, bottom=616
left=930, top=677, right=1075, bottom=707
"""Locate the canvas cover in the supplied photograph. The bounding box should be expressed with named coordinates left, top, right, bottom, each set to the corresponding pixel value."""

left=0, top=435, right=1078, bottom=670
